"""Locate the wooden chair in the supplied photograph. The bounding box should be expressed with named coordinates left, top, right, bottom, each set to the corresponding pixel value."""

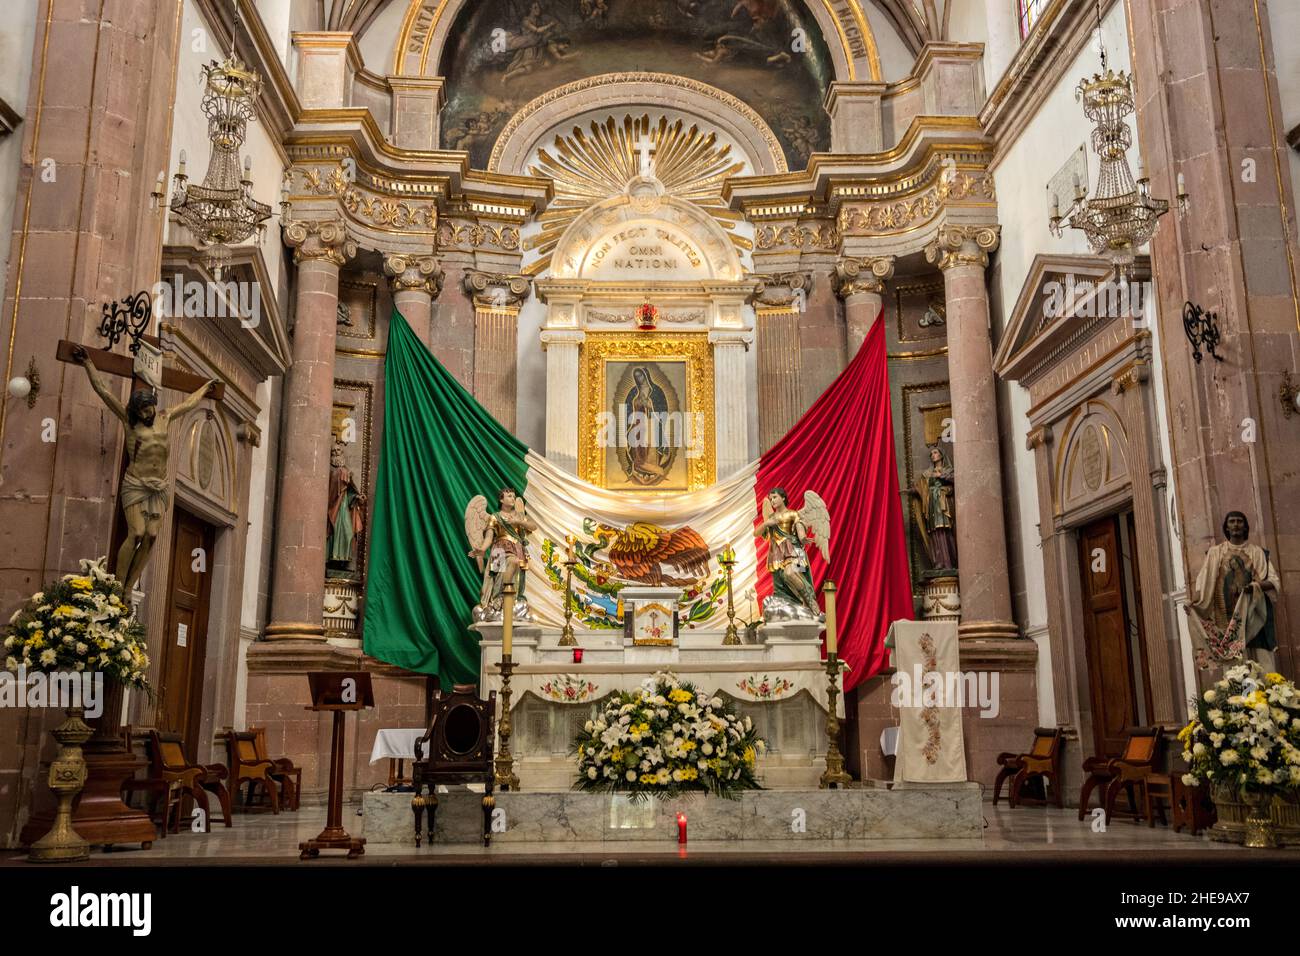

left=146, top=731, right=233, bottom=832
left=120, top=738, right=184, bottom=840
left=993, top=727, right=1064, bottom=808
left=410, top=684, right=496, bottom=847
left=1077, top=726, right=1163, bottom=824
left=1171, top=775, right=1217, bottom=835
left=250, top=726, right=303, bottom=812
left=223, top=730, right=281, bottom=814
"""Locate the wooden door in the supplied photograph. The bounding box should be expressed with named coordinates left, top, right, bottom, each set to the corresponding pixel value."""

left=159, top=508, right=215, bottom=760
left=1077, top=515, right=1139, bottom=757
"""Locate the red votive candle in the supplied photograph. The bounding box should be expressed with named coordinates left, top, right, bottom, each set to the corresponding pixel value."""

left=677, top=813, right=687, bottom=844
left=573, top=647, right=584, bottom=663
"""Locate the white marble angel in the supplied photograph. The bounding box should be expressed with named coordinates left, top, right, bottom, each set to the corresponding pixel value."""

left=464, top=487, right=537, bottom=622
left=754, top=488, right=831, bottom=621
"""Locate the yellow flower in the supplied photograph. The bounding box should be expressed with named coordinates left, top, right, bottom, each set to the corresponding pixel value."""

left=69, top=577, right=92, bottom=591
left=1267, top=673, right=1285, bottom=685
left=669, top=689, right=693, bottom=703
left=743, top=746, right=756, bottom=765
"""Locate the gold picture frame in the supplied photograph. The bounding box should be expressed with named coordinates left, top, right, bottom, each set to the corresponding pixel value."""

left=578, top=331, right=715, bottom=491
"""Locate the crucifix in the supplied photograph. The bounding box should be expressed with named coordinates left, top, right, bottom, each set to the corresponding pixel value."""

left=634, top=132, right=656, bottom=177
left=55, top=290, right=225, bottom=591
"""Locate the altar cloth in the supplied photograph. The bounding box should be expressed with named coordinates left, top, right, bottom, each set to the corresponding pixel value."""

left=369, top=728, right=426, bottom=765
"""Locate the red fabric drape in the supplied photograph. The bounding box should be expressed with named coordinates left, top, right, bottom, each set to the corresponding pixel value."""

left=755, top=315, right=914, bottom=690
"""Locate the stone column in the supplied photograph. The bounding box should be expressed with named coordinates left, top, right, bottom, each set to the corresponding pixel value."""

left=835, top=255, right=895, bottom=357
left=710, top=330, right=752, bottom=478
left=265, top=220, right=356, bottom=641
left=1129, top=0, right=1300, bottom=677
left=925, top=224, right=1017, bottom=641
left=383, top=254, right=443, bottom=344
left=541, top=330, right=585, bottom=472
left=466, top=272, right=530, bottom=431
left=752, top=273, right=810, bottom=452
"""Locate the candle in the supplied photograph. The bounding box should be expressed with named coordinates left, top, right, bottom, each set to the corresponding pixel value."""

left=1051, top=192, right=1060, bottom=217
left=1177, top=171, right=1187, bottom=196
left=565, top=534, right=577, bottom=563
left=676, top=812, right=687, bottom=844
left=502, top=583, right=515, bottom=658
left=1136, top=157, right=1146, bottom=181
left=178, top=149, right=187, bottom=177
left=573, top=647, right=583, bottom=664
left=720, top=542, right=735, bottom=565
left=823, top=580, right=837, bottom=657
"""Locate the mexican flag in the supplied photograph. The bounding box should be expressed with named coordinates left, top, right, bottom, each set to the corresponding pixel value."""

left=363, top=309, right=913, bottom=692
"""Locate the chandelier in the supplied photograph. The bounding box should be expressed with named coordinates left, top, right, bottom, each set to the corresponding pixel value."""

left=1050, top=68, right=1188, bottom=279
left=169, top=53, right=272, bottom=279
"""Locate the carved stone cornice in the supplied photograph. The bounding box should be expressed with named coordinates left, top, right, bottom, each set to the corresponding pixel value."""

left=1111, top=359, right=1151, bottom=395
left=383, top=254, right=444, bottom=298
left=924, top=224, right=1001, bottom=271
left=835, top=255, right=895, bottom=298
left=463, top=271, right=531, bottom=310
left=283, top=218, right=357, bottom=266
left=750, top=272, right=813, bottom=310
left=1025, top=425, right=1053, bottom=451
left=436, top=219, right=522, bottom=252
left=754, top=222, right=839, bottom=252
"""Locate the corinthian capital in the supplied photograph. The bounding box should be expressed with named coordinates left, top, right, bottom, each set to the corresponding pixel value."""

left=383, top=254, right=444, bottom=298
left=834, top=255, right=894, bottom=298
left=750, top=271, right=812, bottom=310
left=283, top=218, right=357, bottom=266
left=924, top=224, right=1001, bottom=271
left=463, top=270, right=531, bottom=310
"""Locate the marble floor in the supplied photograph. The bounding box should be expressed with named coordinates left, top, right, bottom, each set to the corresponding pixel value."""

left=3, top=800, right=1291, bottom=865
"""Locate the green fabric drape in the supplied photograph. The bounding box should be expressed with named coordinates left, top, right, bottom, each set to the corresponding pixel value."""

left=362, top=309, right=529, bottom=686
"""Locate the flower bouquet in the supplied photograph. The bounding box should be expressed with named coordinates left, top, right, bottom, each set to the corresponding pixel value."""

left=573, top=671, right=765, bottom=800
left=3, top=557, right=151, bottom=691
left=1180, top=662, right=1300, bottom=847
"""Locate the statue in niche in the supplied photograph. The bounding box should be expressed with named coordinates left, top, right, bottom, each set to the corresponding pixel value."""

left=1185, top=511, right=1279, bottom=670
left=326, top=439, right=366, bottom=577
left=75, top=346, right=217, bottom=591
left=910, top=444, right=958, bottom=573
left=465, top=487, right=537, bottom=622
left=754, top=488, right=830, bottom=621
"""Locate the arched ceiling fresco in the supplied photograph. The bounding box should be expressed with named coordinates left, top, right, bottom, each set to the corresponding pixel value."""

left=437, top=0, right=835, bottom=170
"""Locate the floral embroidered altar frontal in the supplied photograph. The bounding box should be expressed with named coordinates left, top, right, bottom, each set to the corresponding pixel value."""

left=475, top=628, right=843, bottom=790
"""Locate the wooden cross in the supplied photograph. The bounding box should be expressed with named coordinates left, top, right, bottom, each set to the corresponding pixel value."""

left=634, top=133, right=656, bottom=177
left=55, top=338, right=225, bottom=402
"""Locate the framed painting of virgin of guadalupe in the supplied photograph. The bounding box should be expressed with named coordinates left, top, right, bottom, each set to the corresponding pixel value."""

left=578, top=332, right=715, bottom=492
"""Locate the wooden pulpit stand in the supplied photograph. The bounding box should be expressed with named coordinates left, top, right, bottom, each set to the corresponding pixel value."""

left=299, top=671, right=374, bottom=860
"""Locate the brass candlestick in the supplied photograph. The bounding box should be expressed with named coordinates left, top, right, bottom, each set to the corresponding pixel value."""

left=494, top=654, right=520, bottom=791
left=27, top=706, right=93, bottom=863
left=720, top=543, right=740, bottom=645
left=819, top=653, right=852, bottom=789
left=558, top=557, right=577, bottom=646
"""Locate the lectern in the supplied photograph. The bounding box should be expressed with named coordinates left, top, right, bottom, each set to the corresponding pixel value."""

left=299, top=671, right=374, bottom=860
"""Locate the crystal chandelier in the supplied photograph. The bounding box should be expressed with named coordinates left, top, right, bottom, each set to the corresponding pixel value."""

left=169, top=52, right=271, bottom=279
left=1050, top=68, right=1187, bottom=279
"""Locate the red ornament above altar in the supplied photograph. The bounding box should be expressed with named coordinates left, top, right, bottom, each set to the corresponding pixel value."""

left=635, top=302, right=658, bottom=330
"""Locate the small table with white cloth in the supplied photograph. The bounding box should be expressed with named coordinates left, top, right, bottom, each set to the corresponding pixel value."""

left=369, top=728, right=426, bottom=789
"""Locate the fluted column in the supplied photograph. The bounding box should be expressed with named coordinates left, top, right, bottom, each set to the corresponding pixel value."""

left=541, top=330, right=585, bottom=472
left=710, top=330, right=752, bottom=478
left=466, top=272, right=530, bottom=431
left=924, top=225, right=1017, bottom=641
left=384, top=254, right=443, bottom=345
left=835, top=255, right=895, bottom=357
left=266, top=220, right=357, bottom=641
left=752, top=273, right=810, bottom=452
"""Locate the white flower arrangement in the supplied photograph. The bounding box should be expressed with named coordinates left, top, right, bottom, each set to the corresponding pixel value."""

left=2, top=558, right=150, bottom=692
left=1180, top=662, right=1300, bottom=794
left=572, top=671, right=766, bottom=800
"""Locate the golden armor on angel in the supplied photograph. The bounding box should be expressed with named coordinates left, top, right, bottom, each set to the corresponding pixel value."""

left=754, top=488, right=830, bottom=621
left=464, top=487, right=537, bottom=622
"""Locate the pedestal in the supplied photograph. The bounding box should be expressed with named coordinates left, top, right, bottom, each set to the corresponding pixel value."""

left=20, top=747, right=156, bottom=850
left=756, top=619, right=824, bottom=644
left=921, top=574, right=960, bottom=621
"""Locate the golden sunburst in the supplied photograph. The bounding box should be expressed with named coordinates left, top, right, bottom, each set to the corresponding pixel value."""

left=525, top=114, right=750, bottom=274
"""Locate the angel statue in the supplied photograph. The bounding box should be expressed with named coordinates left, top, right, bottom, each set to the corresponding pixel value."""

left=755, top=488, right=831, bottom=621
left=465, top=487, right=538, bottom=622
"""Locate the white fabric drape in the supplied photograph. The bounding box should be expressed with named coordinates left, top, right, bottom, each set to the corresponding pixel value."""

left=519, top=451, right=761, bottom=629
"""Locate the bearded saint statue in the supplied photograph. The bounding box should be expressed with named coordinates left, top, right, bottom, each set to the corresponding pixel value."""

left=1185, top=511, right=1279, bottom=671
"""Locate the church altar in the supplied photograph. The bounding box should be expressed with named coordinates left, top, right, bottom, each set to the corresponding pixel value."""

left=476, top=619, right=843, bottom=790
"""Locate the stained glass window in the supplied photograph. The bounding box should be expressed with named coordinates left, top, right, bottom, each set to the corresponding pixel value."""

left=1018, top=0, right=1050, bottom=39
